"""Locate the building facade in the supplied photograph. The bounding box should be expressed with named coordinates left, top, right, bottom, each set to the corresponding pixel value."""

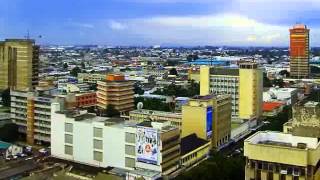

left=0, top=39, right=39, bottom=91
left=181, top=94, right=231, bottom=149
left=11, top=90, right=54, bottom=144
left=244, top=131, right=320, bottom=180
left=129, top=109, right=182, bottom=127
left=290, top=24, right=310, bottom=79
left=51, top=103, right=180, bottom=176
left=284, top=101, right=320, bottom=138
left=200, top=62, right=263, bottom=120
left=97, top=74, right=134, bottom=113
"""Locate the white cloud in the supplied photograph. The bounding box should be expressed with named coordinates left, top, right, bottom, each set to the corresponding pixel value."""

left=109, top=20, right=127, bottom=30
left=72, top=23, right=95, bottom=29
left=118, top=13, right=289, bottom=46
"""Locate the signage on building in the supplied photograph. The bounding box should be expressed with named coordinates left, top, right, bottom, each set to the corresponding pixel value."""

left=206, top=106, right=213, bottom=139
left=136, top=127, right=159, bottom=165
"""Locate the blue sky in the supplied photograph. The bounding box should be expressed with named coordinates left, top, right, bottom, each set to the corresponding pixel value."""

left=1, top=0, right=320, bottom=46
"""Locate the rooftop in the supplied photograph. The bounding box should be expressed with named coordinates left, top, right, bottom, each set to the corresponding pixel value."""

left=130, top=109, right=182, bottom=117
left=246, top=131, right=319, bottom=149
left=181, top=134, right=210, bottom=155
left=210, top=67, right=239, bottom=76
left=263, top=102, right=284, bottom=112
left=293, top=24, right=307, bottom=29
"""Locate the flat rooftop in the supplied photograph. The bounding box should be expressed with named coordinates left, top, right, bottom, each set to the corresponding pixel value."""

left=130, top=109, right=182, bottom=117
left=181, top=134, right=210, bottom=156
left=246, top=131, right=319, bottom=149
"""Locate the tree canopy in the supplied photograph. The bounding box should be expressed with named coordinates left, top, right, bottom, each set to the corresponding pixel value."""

left=70, top=66, right=82, bottom=77
left=0, top=123, right=19, bottom=143
left=1, top=88, right=10, bottom=107
left=153, top=80, right=200, bottom=97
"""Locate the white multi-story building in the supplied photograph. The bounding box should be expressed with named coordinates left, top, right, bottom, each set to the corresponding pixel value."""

left=51, top=103, right=180, bottom=177
left=263, top=87, right=298, bottom=105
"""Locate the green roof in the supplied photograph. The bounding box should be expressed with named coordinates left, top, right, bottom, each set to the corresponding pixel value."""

left=0, top=141, right=11, bottom=149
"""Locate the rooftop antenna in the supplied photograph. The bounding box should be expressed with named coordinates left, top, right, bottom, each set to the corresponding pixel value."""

left=25, top=29, right=30, bottom=40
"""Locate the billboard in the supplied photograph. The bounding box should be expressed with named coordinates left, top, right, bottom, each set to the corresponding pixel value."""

left=136, top=127, right=159, bottom=165
left=206, top=106, right=213, bottom=139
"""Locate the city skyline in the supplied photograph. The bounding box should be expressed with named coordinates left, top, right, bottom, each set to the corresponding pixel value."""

left=1, top=0, right=320, bottom=46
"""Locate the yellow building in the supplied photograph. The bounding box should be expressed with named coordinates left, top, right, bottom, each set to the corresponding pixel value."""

left=199, top=61, right=263, bottom=120
left=239, top=62, right=263, bottom=120
left=180, top=133, right=211, bottom=169
left=244, top=131, right=320, bottom=180
left=97, top=74, right=134, bottom=114
left=0, top=39, right=39, bottom=91
left=181, top=94, right=231, bottom=148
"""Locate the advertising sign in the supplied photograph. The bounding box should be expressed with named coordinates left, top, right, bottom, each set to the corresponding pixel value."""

left=136, top=127, right=158, bottom=165
left=206, top=106, right=213, bottom=139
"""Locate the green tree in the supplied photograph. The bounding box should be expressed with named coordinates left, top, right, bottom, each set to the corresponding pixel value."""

left=106, top=104, right=120, bottom=117
left=169, top=68, right=178, bottom=76
left=63, top=63, right=68, bottom=69
left=1, top=88, right=10, bottom=107
left=70, top=66, right=82, bottom=77
left=0, top=123, right=19, bottom=142
left=134, top=83, right=145, bottom=95
left=263, top=73, right=272, bottom=87
left=89, top=84, right=97, bottom=91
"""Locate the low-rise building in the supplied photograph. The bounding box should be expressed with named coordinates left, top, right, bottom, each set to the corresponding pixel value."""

left=180, top=134, right=211, bottom=169
left=284, top=101, right=320, bottom=138
left=78, top=73, right=105, bottom=84
left=262, top=102, right=284, bottom=117
left=129, top=109, right=182, bottom=127
left=244, top=131, right=320, bottom=180
left=263, top=87, right=298, bottom=105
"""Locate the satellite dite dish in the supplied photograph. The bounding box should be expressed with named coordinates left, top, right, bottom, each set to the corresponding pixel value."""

left=137, top=102, right=143, bottom=110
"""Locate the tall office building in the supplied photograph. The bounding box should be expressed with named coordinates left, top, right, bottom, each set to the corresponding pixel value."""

left=181, top=94, right=231, bottom=148
left=0, top=39, right=39, bottom=91
left=97, top=74, right=134, bottom=114
left=290, top=24, right=310, bottom=79
left=200, top=62, right=263, bottom=120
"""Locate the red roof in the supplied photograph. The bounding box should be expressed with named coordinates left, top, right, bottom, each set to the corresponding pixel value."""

left=263, top=102, right=284, bottom=112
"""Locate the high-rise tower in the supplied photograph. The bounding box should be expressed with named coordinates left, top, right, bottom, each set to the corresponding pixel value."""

left=0, top=39, right=39, bottom=91
left=290, top=24, right=310, bottom=79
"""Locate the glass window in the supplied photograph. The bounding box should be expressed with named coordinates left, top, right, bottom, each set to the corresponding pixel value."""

left=65, top=134, right=73, bottom=144
left=125, top=133, right=135, bottom=143
left=65, top=123, right=73, bottom=133
left=93, top=151, right=103, bottom=162
left=125, top=157, right=135, bottom=168
left=93, top=139, right=103, bottom=150
left=65, top=145, right=73, bottom=155
left=93, top=127, right=103, bottom=138
left=125, top=145, right=135, bottom=156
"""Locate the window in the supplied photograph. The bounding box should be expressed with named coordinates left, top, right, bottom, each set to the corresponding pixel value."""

left=65, top=145, right=73, bottom=155
left=65, top=134, right=73, bottom=144
left=93, top=127, right=103, bottom=138
left=65, top=123, right=73, bottom=133
left=125, top=145, right=135, bottom=156
left=125, top=157, right=135, bottom=168
left=125, top=133, right=135, bottom=143
left=93, top=151, right=103, bottom=162
left=93, top=139, right=103, bottom=150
